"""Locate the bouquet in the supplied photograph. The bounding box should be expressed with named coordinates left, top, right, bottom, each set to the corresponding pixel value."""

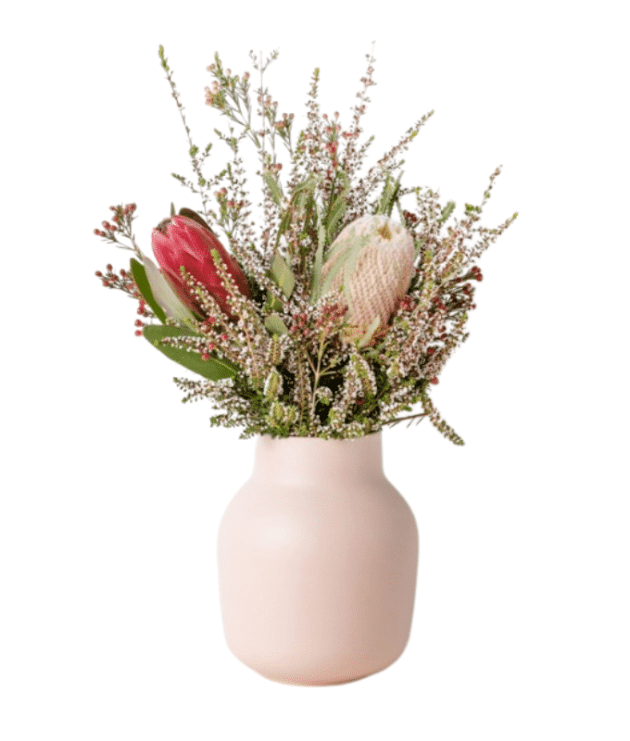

left=93, top=47, right=518, bottom=443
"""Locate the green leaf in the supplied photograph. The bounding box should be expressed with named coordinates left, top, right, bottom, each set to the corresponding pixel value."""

left=327, top=196, right=347, bottom=239
left=143, top=325, right=238, bottom=380
left=270, top=252, right=295, bottom=298
left=325, top=174, right=349, bottom=241
left=356, top=315, right=381, bottom=349
left=179, top=207, right=213, bottom=232
left=318, top=250, right=350, bottom=299
left=440, top=201, right=456, bottom=223
left=263, top=171, right=284, bottom=207
left=342, top=230, right=370, bottom=289
left=377, top=172, right=403, bottom=217
left=309, top=217, right=327, bottom=304
left=387, top=175, right=403, bottom=217
left=264, top=314, right=289, bottom=335
left=297, top=191, right=311, bottom=213
left=130, top=258, right=168, bottom=324
left=170, top=202, right=176, bottom=216
left=265, top=292, right=284, bottom=313
left=323, top=233, right=350, bottom=265
left=376, top=174, right=394, bottom=215
left=413, top=238, right=424, bottom=261
left=274, top=208, right=292, bottom=250
left=290, top=175, right=318, bottom=201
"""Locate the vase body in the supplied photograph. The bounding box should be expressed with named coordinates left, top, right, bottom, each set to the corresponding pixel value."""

left=217, top=431, right=419, bottom=686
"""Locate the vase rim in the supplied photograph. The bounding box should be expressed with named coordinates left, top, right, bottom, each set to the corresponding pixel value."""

left=252, top=429, right=384, bottom=481
left=258, top=429, right=382, bottom=442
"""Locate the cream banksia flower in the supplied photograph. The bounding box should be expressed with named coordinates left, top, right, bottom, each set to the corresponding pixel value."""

left=320, top=215, right=415, bottom=344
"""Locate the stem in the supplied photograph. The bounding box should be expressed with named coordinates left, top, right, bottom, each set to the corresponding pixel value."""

left=160, top=48, right=210, bottom=222
left=260, top=50, right=265, bottom=169
left=129, top=234, right=143, bottom=261
left=309, top=333, right=327, bottom=420
left=383, top=412, right=428, bottom=426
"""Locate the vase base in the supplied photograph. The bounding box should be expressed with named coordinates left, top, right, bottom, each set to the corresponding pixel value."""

left=259, top=672, right=375, bottom=687
left=238, top=653, right=404, bottom=687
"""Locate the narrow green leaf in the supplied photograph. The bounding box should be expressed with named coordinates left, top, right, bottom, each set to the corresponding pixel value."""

left=387, top=175, right=403, bottom=217
left=264, top=314, right=289, bottom=335
left=295, top=190, right=307, bottom=213
left=263, top=171, right=283, bottom=207
left=130, top=258, right=167, bottom=324
left=265, top=293, right=284, bottom=313
left=170, top=202, right=176, bottom=216
left=319, top=250, right=350, bottom=298
left=309, top=219, right=327, bottom=304
left=290, top=175, right=318, bottom=200
left=179, top=207, right=213, bottom=232
left=377, top=172, right=403, bottom=217
left=440, top=201, right=456, bottom=223
left=342, top=238, right=364, bottom=307
left=270, top=252, right=295, bottom=298
left=344, top=233, right=367, bottom=282
left=143, top=325, right=238, bottom=380
left=413, top=238, right=424, bottom=261
left=274, top=208, right=292, bottom=250
left=376, top=175, right=394, bottom=215
left=323, top=229, right=355, bottom=264
left=356, top=315, right=381, bottom=349
left=326, top=192, right=348, bottom=241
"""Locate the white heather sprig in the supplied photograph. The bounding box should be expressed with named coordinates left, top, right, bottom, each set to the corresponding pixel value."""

left=346, top=111, right=434, bottom=227
left=420, top=386, right=464, bottom=446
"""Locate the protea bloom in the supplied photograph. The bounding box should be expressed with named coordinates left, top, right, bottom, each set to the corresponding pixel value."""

left=151, top=215, right=251, bottom=320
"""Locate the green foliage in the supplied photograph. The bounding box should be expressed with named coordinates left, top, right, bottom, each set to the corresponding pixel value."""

left=356, top=315, right=381, bottom=349
left=178, top=207, right=213, bottom=232
left=325, top=173, right=350, bottom=240
left=95, top=48, right=518, bottom=446
left=130, top=258, right=167, bottom=324
left=264, top=314, right=289, bottom=335
left=376, top=172, right=402, bottom=217
left=270, top=252, right=295, bottom=299
left=263, top=171, right=284, bottom=207
left=143, top=325, right=238, bottom=380
left=440, top=201, right=456, bottom=223
left=420, top=386, right=465, bottom=445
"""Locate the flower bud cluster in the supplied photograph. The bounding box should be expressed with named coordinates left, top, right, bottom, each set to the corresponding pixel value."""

left=93, top=204, right=137, bottom=243
left=94, top=262, right=150, bottom=335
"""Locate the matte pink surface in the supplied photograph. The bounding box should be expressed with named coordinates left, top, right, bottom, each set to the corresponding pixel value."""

left=217, top=432, right=419, bottom=685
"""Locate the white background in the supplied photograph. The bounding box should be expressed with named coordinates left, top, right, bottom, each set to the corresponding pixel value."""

left=1, top=1, right=629, bottom=739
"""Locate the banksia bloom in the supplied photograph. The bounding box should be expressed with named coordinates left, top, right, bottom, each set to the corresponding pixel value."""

left=321, top=215, right=415, bottom=343
left=152, top=215, right=251, bottom=320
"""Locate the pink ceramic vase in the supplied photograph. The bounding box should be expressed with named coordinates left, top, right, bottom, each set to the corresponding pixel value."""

left=217, top=431, right=419, bottom=685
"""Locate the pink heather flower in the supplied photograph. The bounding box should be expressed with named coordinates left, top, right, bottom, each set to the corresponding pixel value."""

left=151, top=215, right=251, bottom=320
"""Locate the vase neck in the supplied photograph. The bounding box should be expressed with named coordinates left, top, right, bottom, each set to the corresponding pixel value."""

left=252, top=432, right=384, bottom=484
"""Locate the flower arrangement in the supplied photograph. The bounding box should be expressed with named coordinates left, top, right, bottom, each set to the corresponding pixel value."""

left=93, top=46, right=518, bottom=443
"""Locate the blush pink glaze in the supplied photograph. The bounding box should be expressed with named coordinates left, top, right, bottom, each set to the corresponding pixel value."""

left=217, top=431, right=419, bottom=685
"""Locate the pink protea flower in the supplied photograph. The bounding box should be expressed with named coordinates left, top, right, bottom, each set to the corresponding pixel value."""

left=151, top=215, right=251, bottom=320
